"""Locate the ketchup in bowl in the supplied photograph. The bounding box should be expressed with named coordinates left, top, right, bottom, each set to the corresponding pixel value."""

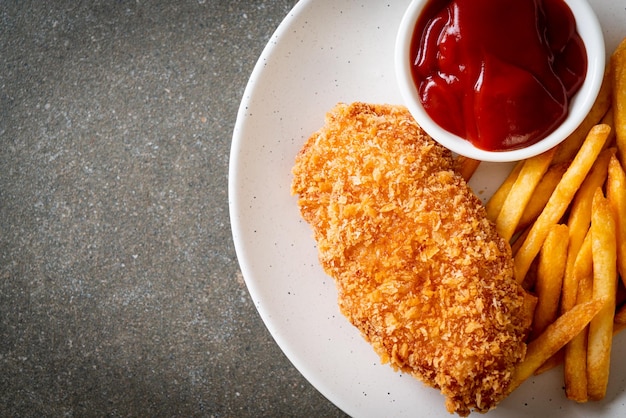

left=410, top=0, right=587, bottom=151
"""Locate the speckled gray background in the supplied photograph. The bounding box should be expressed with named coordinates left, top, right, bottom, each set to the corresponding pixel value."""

left=0, top=1, right=347, bottom=416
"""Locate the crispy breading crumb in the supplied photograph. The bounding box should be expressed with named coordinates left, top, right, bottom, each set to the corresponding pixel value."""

left=291, top=103, right=531, bottom=416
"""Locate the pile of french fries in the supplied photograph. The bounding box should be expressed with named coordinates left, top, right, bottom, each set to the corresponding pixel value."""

left=461, top=37, right=626, bottom=402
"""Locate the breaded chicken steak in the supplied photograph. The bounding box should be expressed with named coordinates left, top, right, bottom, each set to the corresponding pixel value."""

left=291, top=103, right=532, bottom=415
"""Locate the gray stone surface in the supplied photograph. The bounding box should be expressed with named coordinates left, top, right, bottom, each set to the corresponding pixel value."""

left=0, top=1, right=347, bottom=416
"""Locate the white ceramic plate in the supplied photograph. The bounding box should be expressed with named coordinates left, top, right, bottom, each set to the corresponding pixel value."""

left=229, top=1, right=626, bottom=416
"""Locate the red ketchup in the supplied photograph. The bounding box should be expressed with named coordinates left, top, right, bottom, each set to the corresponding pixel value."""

left=411, top=0, right=587, bottom=151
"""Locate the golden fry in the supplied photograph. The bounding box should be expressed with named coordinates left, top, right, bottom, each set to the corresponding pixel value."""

left=564, top=231, right=593, bottom=402
left=516, top=162, right=568, bottom=233
left=601, top=107, right=616, bottom=147
left=538, top=230, right=592, bottom=377
left=514, top=124, right=611, bottom=283
left=573, top=231, right=594, bottom=302
left=615, top=304, right=626, bottom=325
left=486, top=161, right=523, bottom=222
left=455, top=156, right=481, bottom=182
left=507, top=297, right=606, bottom=395
left=614, top=304, right=626, bottom=335
left=553, top=68, right=612, bottom=165
left=611, top=37, right=626, bottom=167
left=511, top=226, right=529, bottom=257
left=534, top=349, right=563, bottom=375
left=567, top=148, right=614, bottom=236
left=561, top=148, right=614, bottom=312
left=587, top=189, right=618, bottom=401
left=607, top=155, right=626, bottom=286
left=531, top=224, right=569, bottom=339
left=496, top=149, right=555, bottom=242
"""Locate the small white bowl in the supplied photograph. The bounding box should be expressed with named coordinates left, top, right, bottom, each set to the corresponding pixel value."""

left=395, top=0, right=605, bottom=162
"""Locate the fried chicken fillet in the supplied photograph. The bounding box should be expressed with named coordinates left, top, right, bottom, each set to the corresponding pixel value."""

left=291, top=103, right=532, bottom=416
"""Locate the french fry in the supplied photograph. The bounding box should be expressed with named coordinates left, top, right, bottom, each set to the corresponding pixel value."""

left=522, top=290, right=539, bottom=330
left=611, top=37, right=626, bottom=167
left=534, top=349, right=563, bottom=375
left=614, top=324, right=626, bottom=335
left=536, top=230, right=592, bottom=376
left=514, top=124, right=611, bottom=283
left=615, top=304, right=626, bottom=325
left=607, top=155, right=626, bottom=286
left=587, top=189, right=618, bottom=401
left=496, top=148, right=556, bottom=242
left=507, top=297, right=606, bottom=395
left=516, top=162, right=568, bottom=233
left=614, top=323, right=626, bottom=336
left=614, top=303, right=626, bottom=335
left=553, top=68, right=612, bottom=165
left=531, top=224, right=569, bottom=339
left=601, top=107, right=616, bottom=147
left=561, top=148, right=614, bottom=312
left=511, top=226, right=530, bottom=257
left=522, top=255, right=540, bottom=291
left=565, top=273, right=593, bottom=402
left=455, top=156, right=481, bottom=182
left=486, top=161, right=523, bottom=222
left=564, top=230, right=593, bottom=402
left=570, top=231, right=594, bottom=305
left=567, top=148, right=614, bottom=235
